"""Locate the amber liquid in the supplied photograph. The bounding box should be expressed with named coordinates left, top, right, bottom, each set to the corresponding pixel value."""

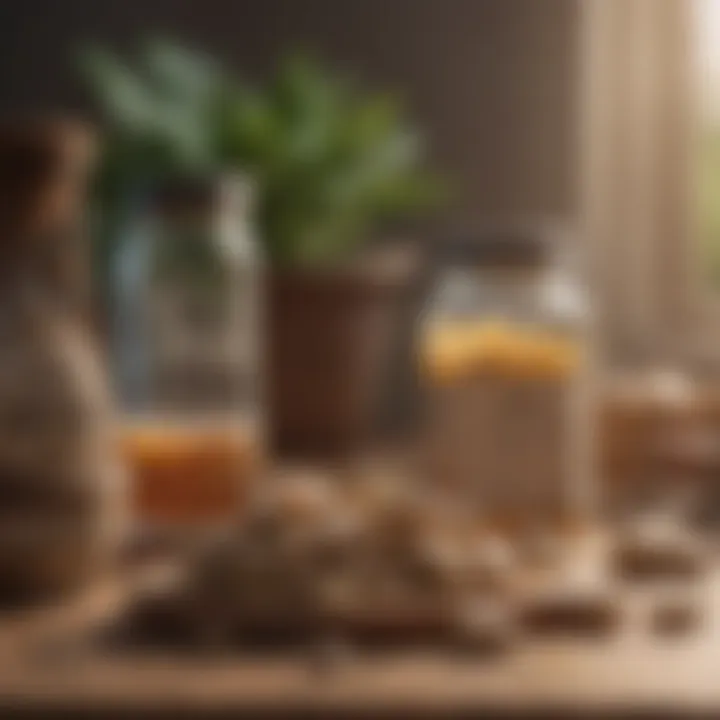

left=121, top=418, right=261, bottom=525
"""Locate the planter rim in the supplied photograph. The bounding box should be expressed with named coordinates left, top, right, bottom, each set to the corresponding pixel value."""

left=269, top=244, right=424, bottom=291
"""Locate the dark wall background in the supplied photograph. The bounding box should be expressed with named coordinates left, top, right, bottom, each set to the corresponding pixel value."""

left=0, top=0, right=581, bottom=228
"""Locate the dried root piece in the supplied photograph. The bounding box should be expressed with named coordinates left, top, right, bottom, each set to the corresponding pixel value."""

left=520, top=580, right=621, bottom=637
left=613, top=516, right=707, bottom=582
left=308, top=634, right=354, bottom=675
left=126, top=473, right=530, bottom=651
left=651, top=597, right=702, bottom=638
left=517, top=529, right=567, bottom=569
left=463, top=536, right=516, bottom=594
left=451, top=598, right=516, bottom=655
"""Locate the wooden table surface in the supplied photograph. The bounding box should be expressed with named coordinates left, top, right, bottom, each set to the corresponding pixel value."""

left=1, top=558, right=720, bottom=719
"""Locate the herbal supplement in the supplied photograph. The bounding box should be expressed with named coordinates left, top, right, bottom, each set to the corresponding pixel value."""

left=421, top=231, right=595, bottom=531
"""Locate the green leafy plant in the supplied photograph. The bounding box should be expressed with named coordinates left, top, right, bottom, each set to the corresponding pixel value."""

left=79, top=39, right=444, bottom=274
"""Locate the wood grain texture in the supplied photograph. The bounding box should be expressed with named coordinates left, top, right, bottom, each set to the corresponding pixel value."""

left=0, top=559, right=718, bottom=717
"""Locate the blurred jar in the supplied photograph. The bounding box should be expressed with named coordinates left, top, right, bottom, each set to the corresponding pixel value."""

left=420, top=229, right=595, bottom=532
left=113, top=175, right=263, bottom=529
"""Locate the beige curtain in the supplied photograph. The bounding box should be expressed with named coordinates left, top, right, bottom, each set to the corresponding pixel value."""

left=582, top=0, right=694, bottom=366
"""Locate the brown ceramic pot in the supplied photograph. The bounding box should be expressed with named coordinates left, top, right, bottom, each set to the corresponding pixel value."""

left=267, top=245, right=422, bottom=459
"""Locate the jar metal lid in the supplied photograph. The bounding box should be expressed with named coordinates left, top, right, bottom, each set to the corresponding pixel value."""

left=437, top=231, right=549, bottom=270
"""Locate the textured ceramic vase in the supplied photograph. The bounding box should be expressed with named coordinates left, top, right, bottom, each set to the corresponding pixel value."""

left=0, top=120, right=126, bottom=603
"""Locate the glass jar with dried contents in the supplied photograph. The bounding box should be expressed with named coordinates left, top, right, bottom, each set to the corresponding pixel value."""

left=113, top=175, right=263, bottom=529
left=420, top=229, right=595, bottom=532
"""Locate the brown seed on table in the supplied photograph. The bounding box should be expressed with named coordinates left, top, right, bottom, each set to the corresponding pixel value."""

left=452, top=598, right=516, bottom=656
left=520, top=585, right=621, bottom=637
left=308, top=635, right=354, bottom=675
left=651, top=600, right=701, bottom=637
left=613, top=518, right=707, bottom=582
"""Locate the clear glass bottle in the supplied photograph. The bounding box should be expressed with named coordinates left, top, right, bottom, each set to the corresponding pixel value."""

left=420, top=229, right=595, bottom=532
left=113, top=174, right=263, bottom=528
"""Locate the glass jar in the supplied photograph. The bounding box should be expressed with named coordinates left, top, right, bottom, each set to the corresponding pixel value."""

left=112, top=174, right=263, bottom=529
left=420, top=229, right=595, bottom=532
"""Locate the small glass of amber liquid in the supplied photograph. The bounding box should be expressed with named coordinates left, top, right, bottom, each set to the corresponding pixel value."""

left=121, top=416, right=262, bottom=528
left=112, top=175, right=264, bottom=533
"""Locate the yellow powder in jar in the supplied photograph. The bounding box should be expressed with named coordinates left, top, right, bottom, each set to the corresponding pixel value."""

left=421, top=320, right=581, bottom=384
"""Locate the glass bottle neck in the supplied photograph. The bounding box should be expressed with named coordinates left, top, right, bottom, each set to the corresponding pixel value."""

left=433, top=266, right=546, bottom=320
